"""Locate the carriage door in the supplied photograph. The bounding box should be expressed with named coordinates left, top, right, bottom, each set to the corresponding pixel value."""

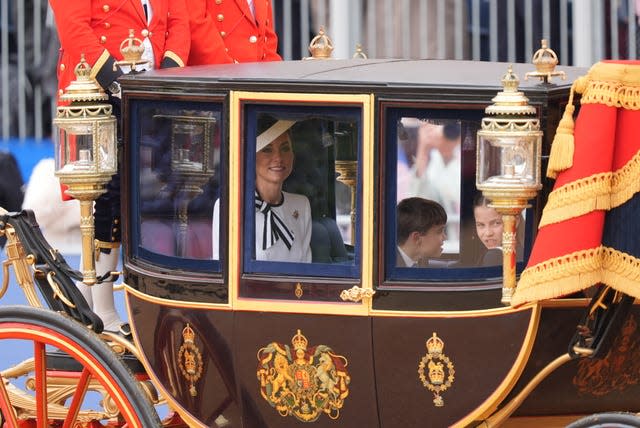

left=225, top=91, right=378, bottom=427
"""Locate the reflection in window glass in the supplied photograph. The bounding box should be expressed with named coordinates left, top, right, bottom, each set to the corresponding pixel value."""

left=138, top=106, right=220, bottom=260
left=397, top=118, right=461, bottom=254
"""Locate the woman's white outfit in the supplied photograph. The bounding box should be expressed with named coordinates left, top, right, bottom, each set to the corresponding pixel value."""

left=212, top=190, right=312, bottom=262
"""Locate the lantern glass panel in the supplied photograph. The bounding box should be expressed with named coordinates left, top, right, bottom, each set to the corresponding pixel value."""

left=477, top=134, right=537, bottom=187
left=96, top=119, right=117, bottom=174
left=55, top=121, right=94, bottom=173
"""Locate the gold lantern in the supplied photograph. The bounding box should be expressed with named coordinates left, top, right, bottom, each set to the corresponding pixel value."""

left=53, top=55, right=118, bottom=285
left=476, top=65, right=542, bottom=305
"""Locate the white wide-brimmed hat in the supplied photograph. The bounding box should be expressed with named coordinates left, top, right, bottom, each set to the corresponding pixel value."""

left=256, top=119, right=296, bottom=152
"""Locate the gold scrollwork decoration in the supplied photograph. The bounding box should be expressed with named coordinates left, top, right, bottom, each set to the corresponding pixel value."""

left=418, top=332, right=455, bottom=407
left=178, top=323, right=203, bottom=396
left=295, top=283, right=303, bottom=299
left=256, top=329, right=351, bottom=422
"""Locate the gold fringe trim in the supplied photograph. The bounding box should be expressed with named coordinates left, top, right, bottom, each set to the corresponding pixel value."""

left=579, top=61, right=640, bottom=109
left=539, top=172, right=612, bottom=227
left=538, top=149, right=640, bottom=227
left=611, top=148, right=640, bottom=207
left=512, top=246, right=640, bottom=306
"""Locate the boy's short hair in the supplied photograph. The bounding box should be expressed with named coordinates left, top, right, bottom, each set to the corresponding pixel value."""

left=397, top=197, right=447, bottom=245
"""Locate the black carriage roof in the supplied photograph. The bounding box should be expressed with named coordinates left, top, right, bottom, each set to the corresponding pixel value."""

left=119, top=58, right=586, bottom=97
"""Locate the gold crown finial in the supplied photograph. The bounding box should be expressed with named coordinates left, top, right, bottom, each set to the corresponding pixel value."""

left=114, top=29, right=150, bottom=71
left=532, top=39, right=558, bottom=74
left=484, top=65, right=536, bottom=116
left=502, top=65, right=519, bottom=93
left=59, top=54, right=109, bottom=103
left=352, top=44, right=368, bottom=59
left=307, top=27, right=334, bottom=59
left=74, top=54, right=92, bottom=80
left=525, top=39, right=566, bottom=83
left=120, top=29, right=145, bottom=61
left=182, top=323, right=195, bottom=344
left=426, top=333, right=444, bottom=355
left=291, top=329, right=308, bottom=351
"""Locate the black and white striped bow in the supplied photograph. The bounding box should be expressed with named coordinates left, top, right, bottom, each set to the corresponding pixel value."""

left=255, top=191, right=294, bottom=250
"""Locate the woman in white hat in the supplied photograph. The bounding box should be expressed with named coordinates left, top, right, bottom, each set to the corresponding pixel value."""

left=213, top=118, right=312, bottom=262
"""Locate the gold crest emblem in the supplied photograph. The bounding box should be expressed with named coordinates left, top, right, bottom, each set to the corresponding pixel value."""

left=178, top=323, right=203, bottom=396
left=418, top=332, right=455, bottom=407
left=256, top=329, right=351, bottom=422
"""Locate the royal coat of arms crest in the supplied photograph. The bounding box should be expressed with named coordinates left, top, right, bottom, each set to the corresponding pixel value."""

left=256, top=329, right=351, bottom=422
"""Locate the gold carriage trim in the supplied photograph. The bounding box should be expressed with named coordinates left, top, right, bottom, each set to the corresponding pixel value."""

left=546, top=61, right=640, bottom=179
left=177, top=323, right=203, bottom=397
left=256, top=329, right=351, bottom=423
left=513, top=246, right=640, bottom=305
left=540, top=149, right=640, bottom=227
left=418, top=333, right=455, bottom=407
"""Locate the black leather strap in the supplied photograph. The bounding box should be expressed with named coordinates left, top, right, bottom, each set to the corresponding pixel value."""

left=1, top=210, right=104, bottom=333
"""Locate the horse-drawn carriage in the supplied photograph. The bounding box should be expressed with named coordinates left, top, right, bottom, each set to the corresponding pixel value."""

left=1, top=39, right=640, bottom=427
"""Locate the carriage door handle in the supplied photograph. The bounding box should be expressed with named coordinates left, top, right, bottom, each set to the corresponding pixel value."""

left=340, top=286, right=375, bottom=302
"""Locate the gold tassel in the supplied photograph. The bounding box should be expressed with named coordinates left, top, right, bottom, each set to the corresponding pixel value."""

left=546, top=104, right=575, bottom=179
left=546, top=76, right=587, bottom=179
left=547, top=89, right=575, bottom=178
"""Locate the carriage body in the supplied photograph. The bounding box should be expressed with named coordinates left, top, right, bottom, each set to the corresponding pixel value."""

left=112, top=59, right=640, bottom=427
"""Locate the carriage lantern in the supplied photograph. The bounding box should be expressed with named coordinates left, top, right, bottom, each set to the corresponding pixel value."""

left=53, top=55, right=117, bottom=285
left=476, top=65, right=542, bottom=305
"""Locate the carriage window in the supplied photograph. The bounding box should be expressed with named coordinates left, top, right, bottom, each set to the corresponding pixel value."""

left=385, top=107, right=529, bottom=282
left=132, top=100, right=222, bottom=271
left=242, top=105, right=361, bottom=278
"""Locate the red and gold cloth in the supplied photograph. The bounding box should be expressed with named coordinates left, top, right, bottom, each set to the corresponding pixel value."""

left=513, top=61, right=640, bottom=306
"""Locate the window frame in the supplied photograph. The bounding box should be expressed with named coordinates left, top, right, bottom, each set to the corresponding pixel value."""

left=229, top=91, right=374, bottom=315
left=128, top=96, right=225, bottom=274
left=379, top=103, right=533, bottom=289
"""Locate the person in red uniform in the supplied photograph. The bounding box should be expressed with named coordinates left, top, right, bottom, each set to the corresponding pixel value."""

left=49, top=0, right=191, bottom=336
left=187, top=0, right=281, bottom=65
left=51, top=0, right=191, bottom=99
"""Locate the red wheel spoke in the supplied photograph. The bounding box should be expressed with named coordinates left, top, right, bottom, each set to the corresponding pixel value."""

left=63, top=368, right=92, bottom=428
left=33, top=341, right=48, bottom=428
left=0, top=308, right=157, bottom=427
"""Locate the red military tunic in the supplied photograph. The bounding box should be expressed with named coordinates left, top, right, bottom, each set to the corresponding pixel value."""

left=50, top=0, right=191, bottom=101
left=188, top=0, right=281, bottom=65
